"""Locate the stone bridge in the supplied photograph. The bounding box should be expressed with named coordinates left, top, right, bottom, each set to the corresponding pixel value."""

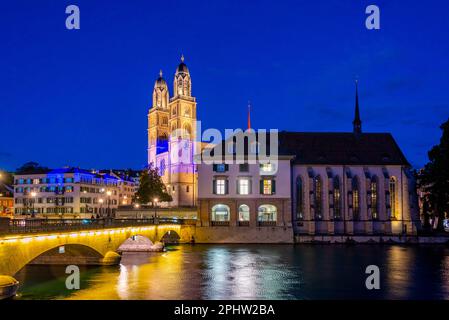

left=0, top=218, right=195, bottom=298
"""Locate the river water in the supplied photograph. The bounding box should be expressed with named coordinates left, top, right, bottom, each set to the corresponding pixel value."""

left=14, top=244, right=449, bottom=300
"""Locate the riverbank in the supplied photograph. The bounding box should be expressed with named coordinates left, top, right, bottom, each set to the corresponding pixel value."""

left=294, top=234, right=449, bottom=244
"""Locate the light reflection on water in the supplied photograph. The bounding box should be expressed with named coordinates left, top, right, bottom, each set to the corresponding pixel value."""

left=14, top=244, right=449, bottom=300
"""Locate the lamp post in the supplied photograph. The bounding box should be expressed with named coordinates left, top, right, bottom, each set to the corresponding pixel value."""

left=134, top=203, right=140, bottom=219
left=153, top=197, right=159, bottom=220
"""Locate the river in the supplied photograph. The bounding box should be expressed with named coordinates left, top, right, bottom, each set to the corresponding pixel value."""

left=13, top=244, right=449, bottom=300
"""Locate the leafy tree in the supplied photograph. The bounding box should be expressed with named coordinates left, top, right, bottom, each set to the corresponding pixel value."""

left=0, top=170, right=14, bottom=186
left=134, top=165, right=172, bottom=206
left=16, top=162, right=49, bottom=174
left=417, top=118, right=449, bottom=231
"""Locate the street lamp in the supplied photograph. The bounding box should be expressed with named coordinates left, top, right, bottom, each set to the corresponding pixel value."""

left=134, top=203, right=140, bottom=219
left=153, top=197, right=159, bottom=219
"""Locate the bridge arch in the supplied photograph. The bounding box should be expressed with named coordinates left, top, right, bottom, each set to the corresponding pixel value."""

left=160, top=230, right=181, bottom=244
left=117, top=235, right=155, bottom=252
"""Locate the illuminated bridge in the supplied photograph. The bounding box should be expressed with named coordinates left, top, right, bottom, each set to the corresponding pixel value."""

left=0, top=218, right=196, bottom=298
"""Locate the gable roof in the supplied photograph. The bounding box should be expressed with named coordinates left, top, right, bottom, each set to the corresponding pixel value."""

left=278, top=131, right=410, bottom=166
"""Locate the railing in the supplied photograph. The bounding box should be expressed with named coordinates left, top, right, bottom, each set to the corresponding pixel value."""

left=0, top=217, right=196, bottom=235
left=210, top=221, right=230, bottom=227
left=238, top=221, right=250, bottom=227
left=258, top=221, right=277, bottom=227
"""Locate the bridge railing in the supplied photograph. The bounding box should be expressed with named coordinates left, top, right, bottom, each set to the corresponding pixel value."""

left=0, top=217, right=196, bottom=235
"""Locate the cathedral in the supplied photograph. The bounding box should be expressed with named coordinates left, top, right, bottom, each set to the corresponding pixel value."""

left=147, top=56, right=197, bottom=207
left=148, top=57, right=421, bottom=242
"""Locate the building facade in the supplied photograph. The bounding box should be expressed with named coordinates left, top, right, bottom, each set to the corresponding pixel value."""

left=0, top=184, right=13, bottom=217
left=13, top=168, right=121, bottom=218
left=196, top=153, right=294, bottom=243
left=192, top=83, right=419, bottom=242
left=147, top=56, right=197, bottom=208
left=281, top=133, right=420, bottom=238
left=99, top=170, right=140, bottom=206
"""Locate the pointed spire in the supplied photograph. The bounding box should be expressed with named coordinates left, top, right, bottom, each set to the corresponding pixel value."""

left=247, top=101, right=252, bottom=130
left=353, top=79, right=362, bottom=134
left=181, top=54, right=185, bottom=63
left=159, top=69, right=163, bottom=78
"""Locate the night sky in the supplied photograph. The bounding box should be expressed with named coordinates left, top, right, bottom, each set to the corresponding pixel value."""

left=1, top=0, right=448, bottom=171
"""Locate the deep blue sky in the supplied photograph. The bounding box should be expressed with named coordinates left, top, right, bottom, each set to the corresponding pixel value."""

left=1, top=0, right=448, bottom=171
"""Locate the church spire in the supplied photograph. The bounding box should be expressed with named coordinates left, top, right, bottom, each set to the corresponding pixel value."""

left=247, top=101, right=252, bottom=130
left=353, top=80, right=362, bottom=134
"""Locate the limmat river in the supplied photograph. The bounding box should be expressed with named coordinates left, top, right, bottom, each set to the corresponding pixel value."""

left=14, top=244, right=449, bottom=300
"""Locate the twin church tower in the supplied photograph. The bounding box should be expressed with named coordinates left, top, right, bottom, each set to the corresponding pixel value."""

left=147, top=56, right=197, bottom=207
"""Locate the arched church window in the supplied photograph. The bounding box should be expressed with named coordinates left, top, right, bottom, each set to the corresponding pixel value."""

left=389, top=177, right=397, bottom=219
left=333, top=176, right=341, bottom=220
left=182, top=123, right=192, bottom=139
left=296, top=176, right=304, bottom=220
left=314, top=175, right=322, bottom=220
left=352, top=176, right=360, bottom=220
left=371, top=176, right=379, bottom=220
left=178, top=79, right=183, bottom=95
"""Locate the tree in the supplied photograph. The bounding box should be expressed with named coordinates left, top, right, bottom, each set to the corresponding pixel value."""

left=134, top=165, right=172, bottom=206
left=16, top=162, right=49, bottom=174
left=417, top=118, right=449, bottom=231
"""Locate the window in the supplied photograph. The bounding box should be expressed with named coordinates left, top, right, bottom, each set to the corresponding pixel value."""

left=389, top=177, right=397, bottom=219
left=333, top=176, right=341, bottom=220
left=186, top=185, right=190, bottom=193
left=213, top=164, right=228, bottom=172
left=296, top=176, right=304, bottom=220
left=238, top=178, right=250, bottom=195
left=258, top=205, right=277, bottom=222
left=370, top=177, right=379, bottom=220
left=211, top=204, right=230, bottom=221
left=260, top=179, right=275, bottom=195
left=214, top=179, right=227, bottom=195
left=352, top=177, right=360, bottom=220
left=314, top=176, right=322, bottom=220
left=238, top=204, right=250, bottom=221
left=260, top=163, right=273, bottom=173
left=159, top=159, right=166, bottom=176
left=239, top=163, right=249, bottom=172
